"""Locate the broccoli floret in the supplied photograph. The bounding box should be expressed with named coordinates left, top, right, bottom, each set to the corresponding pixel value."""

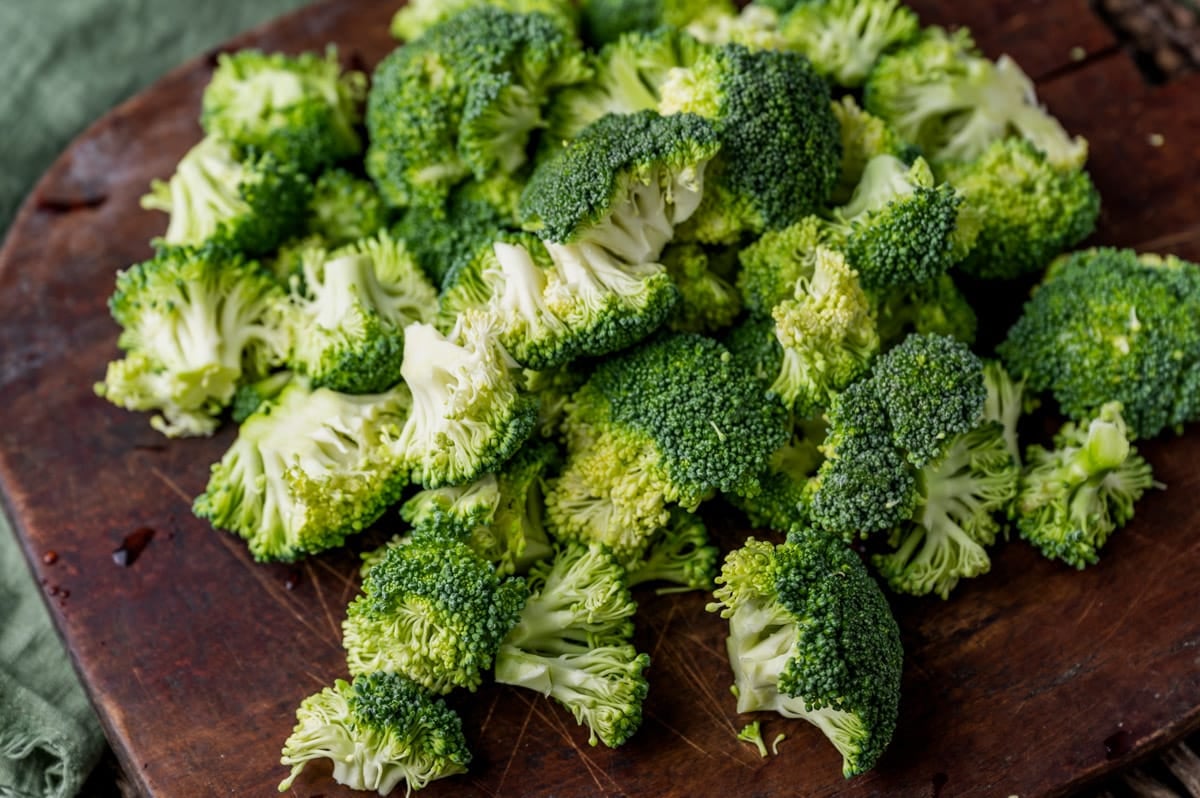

left=278, top=672, right=470, bottom=794
left=193, top=381, right=410, bottom=561
left=547, top=333, right=789, bottom=561
left=523, top=363, right=592, bottom=439
left=394, top=311, right=538, bottom=488
left=1015, top=402, right=1159, bottom=569
left=495, top=542, right=650, bottom=747
left=684, top=5, right=788, bottom=51
left=306, top=168, right=389, bottom=247
left=230, top=370, right=293, bottom=423
left=285, top=233, right=437, bottom=394
left=999, top=248, right=1200, bottom=440
left=874, top=273, right=977, bottom=348
left=478, top=236, right=578, bottom=368
left=96, top=246, right=288, bottom=437
left=738, top=721, right=769, bottom=757
left=342, top=540, right=528, bottom=692
left=707, top=531, right=903, bottom=777
left=140, top=136, right=309, bottom=255
left=770, top=247, right=879, bottom=418
left=658, top=44, right=840, bottom=243
left=626, top=508, right=719, bottom=592
left=580, top=0, right=735, bottom=46
left=727, top=421, right=826, bottom=534
left=830, top=95, right=915, bottom=205
left=864, top=27, right=1087, bottom=169
left=938, top=138, right=1100, bottom=280
left=402, top=439, right=557, bottom=575
left=201, top=48, right=365, bottom=174
left=737, top=215, right=846, bottom=314
left=778, top=0, right=919, bottom=87
left=434, top=235, right=508, bottom=333
left=660, top=242, right=741, bottom=333
left=391, top=0, right=579, bottom=41
left=367, top=7, right=589, bottom=210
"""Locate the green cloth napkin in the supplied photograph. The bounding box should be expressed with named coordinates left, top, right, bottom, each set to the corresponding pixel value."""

left=0, top=1, right=309, bottom=795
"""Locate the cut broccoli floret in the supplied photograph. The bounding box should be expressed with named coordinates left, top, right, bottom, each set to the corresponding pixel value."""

left=201, top=48, right=365, bottom=174
left=193, top=381, right=410, bottom=561
left=684, top=4, right=788, bottom=51
left=278, top=672, right=470, bottom=794
left=999, top=248, right=1200, bottom=440
left=626, top=508, right=719, bottom=592
left=495, top=542, right=650, bottom=747
left=393, top=311, right=538, bottom=488
left=660, top=242, right=742, bottom=334
left=580, top=0, right=735, bottom=47
left=96, top=246, right=288, bottom=437
left=342, top=540, right=528, bottom=692
left=778, top=0, right=920, bottom=88
left=306, top=168, right=390, bottom=248
left=140, top=136, right=309, bottom=255
left=830, top=95, right=915, bottom=205
left=1015, top=402, right=1159, bottom=569
left=737, top=215, right=846, bottom=314
left=707, top=531, right=903, bottom=777
left=391, top=0, right=579, bottom=42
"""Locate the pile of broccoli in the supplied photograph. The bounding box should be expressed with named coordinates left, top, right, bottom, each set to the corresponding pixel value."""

left=93, top=0, right=1193, bottom=793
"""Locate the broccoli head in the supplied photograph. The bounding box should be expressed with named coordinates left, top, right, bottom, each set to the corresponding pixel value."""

left=778, top=0, right=920, bottom=88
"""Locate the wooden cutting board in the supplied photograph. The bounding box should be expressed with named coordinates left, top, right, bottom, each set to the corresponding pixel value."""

left=2, top=1, right=1199, bottom=795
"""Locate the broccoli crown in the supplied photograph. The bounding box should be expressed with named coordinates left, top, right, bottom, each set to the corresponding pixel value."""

left=1016, top=402, right=1159, bottom=568
left=306, top=168, right=389, bottom=248
left=999, top=247, right=1200, bottom=440
left=737, top=215, right=847, bottom=314
left=139, top=136, right=310, bottom=256
left=874, top=272, right=978, bottom=349
left=581, top=0, right=735, bottom=46
left=864, top=27, right=1087, bottom=169
left=495, top=542, right=650, bottom=747
left=367, top=6, right=589, bottom=210
left=659, top=44, right=840, bottom=242
left=192, top=382, right=410, bottom=561
left=778, top=0, right=920, bottom=87
left=285, top=233, right=438, bottom=394
left=661, top=242, right=742, bottom=333
left=278, top=673, right=470, bottom=794
left=726, top=422, right=826, bottom=534
left=391, top=0, right=580, bottom=42
left=770, top=246, right=880, bottom=418
left=201, top=48, right=365, bottom=174
left=627, top=507, right=719, bottom=592
left=343, top=540, right=528, bottom=692
left=394, top=312, right=538, bottom=488
left=830, top=95, right=916, bottom=205
left=707, top=532, right=903, bottom=777
left=939, top=138, right=1100, bottom=280
left=97, top=246, right=288, bottom=437
left=835, top=155, right=970, bottom=293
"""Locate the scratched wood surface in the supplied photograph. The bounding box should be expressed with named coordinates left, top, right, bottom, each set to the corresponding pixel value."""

left=2, top=1, right=1199, bottom=796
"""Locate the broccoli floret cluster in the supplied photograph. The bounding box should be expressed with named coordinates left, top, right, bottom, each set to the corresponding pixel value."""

left=581, top=0, right=735, bottom=47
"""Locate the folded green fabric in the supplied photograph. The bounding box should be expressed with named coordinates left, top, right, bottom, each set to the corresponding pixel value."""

left=0, top=1, right=310, bottom=795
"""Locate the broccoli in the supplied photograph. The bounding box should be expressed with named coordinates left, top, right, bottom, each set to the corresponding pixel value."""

left=547, top=332, right=788, bottom=561
left=738, top=721, right=769, bottom=757
left=983, top=360, right=1028, bottom=465
left=660, top=242, right=742, bottom=334
left=342, top=540, right=528, bottom=692
left=874, top=273, right=978, bottom=348
left=626, top=508, right=719, bottom=592
left=1015, top=402, right=1159, bottom=569
left=230, top=370, right=293, bottom=423
left=778, top=0, right=920, bottom=88
left=523, top=363, right=592, bottom=439
left=999, top=248, right=1200, bottom=440
left=285, top=232, right=438, bottom=394
left=391, top=0, right=579, bottom=42
left=727, top=421, right=826, bottom=534
left=938, top=138, right=1100, bottom=280
left=580, top=0, right=735, bottom=47
left=96, top=246, right=288, bottom=437
left=193, top=381, right=410, bottom=561
left=494, top=542, right=651, bottom=747
left=306, top=168, right=390, bottom=248
left=278, top=672, right=470, bottom=794
left=707, top=530, right=903, bottom=777
left=723, top=313, right=784, bottom=388
left=830, top=95, right=915, bottom=205
left=201, top=48, right=365, bottom=174
left=402, top=438, right=557, bottom=575
left=684, top=4, right=788, bottom=51
left=810, top=334, right=1020, bottom=598
left=658, top=43, right=840, bottom=243
left=737, top=215, right=846, bottom=314
left=366, top=7, right=589, bottom=211
left=140, top=135, right=309, bottom=255
left=434, top=235, right=507, bottom=333
left=864, top=27, right=1088, bottom=169
left=393, top=311, right=538, bottom=488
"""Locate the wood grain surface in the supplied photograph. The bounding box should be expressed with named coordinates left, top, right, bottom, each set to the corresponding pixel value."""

left=2, top=1, right=1199, bottom=796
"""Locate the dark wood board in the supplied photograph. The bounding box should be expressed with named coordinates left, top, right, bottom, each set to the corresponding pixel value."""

left=1, top=1, right=1199, bottom=796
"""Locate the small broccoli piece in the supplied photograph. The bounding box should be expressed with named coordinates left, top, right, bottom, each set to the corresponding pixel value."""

left=307, top=168, right=389, bottom=247
left=874, top=272, right=978, bottom=348
left=478, top=236, right=578, bottom=368
left=278, top=672, right=470, bottom=794
left=367, top=7, right=589, bottom=211
left=402, top=439, right=558, bottom=575
left=342, top=540, right=528, bottom=692
left=778, top=0, right=919, bottom=87
left=737, top=215, right=846, bottom=314
left=193, top=381, right=410, bottom=561
left=684, top=4, right=788, bottom=50
left=770, top=247, right=879, bottom=418
left=581, top=0, right=735, bottom=47
left=140, top=136, right=309, bottom=256
left=201, top=48, right=365, bottom=174
left=830, top=95, right=915, bottom=205
left=495, top=542, right=650, bottom=747
left=660, top=242, right=741, bottom=333
left=391, top=0, right=579, bottom=41
left=96, top=246, right=288, bottom=437
left=627, top=508, right=719, bottom=592
left=285, top=233, right=438, bottom=394
left=999, top=248, right=1200, bottom=440
left=394, top=311, right=538, bottom=488
left=1016, top=402, right=1159, bottom=569
left=231, top=371, right=293, bottom=423
left=547, top=333, right=788, bottom=561
left=864, top=27, right=1087, bottom=169
left=727, top=421, right=826, bottom=534
left=707, top=531, right=903, bottom=777
left=938, top=138, right=1100, bottom=280
left=738, top=721, right=769, bottom=757
left=434, top=235, right=506, bottom=333
left=659, top=44, right=840, bottom=243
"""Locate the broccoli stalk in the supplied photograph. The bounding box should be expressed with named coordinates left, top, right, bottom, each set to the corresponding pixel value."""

left=626, top=508, right=719, bottom=592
